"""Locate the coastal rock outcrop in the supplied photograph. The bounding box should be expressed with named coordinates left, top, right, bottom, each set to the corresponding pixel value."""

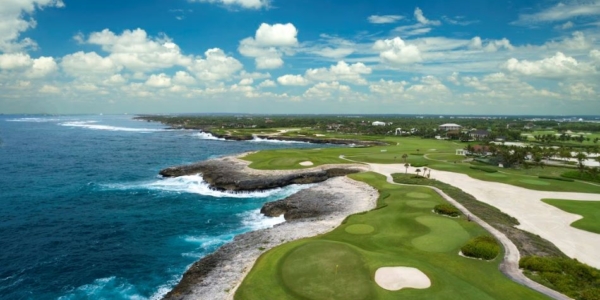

left=159, top=156, right=362, bottom=191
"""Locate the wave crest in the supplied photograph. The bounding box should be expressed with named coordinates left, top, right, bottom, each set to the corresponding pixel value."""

left=193, top=132, right=226, bottom=141
left=60, top=121, right=167, bottom=133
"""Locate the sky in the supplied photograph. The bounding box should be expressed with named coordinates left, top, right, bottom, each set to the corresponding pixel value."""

left=1, top=0, right=600, bottom=115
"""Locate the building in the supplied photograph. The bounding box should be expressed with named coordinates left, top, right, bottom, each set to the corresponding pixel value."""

left=372, top=121, right=386, bottom=126
left=469, top=130, right=490, bottom=140
left=438, top=123, right=462, bottom=131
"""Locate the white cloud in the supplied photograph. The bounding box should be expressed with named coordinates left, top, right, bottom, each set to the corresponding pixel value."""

left=258, top=79, right=276, bottom=88
left=502, top=52, right=595, bottom=78
left=543, top=31, right=592, bottom=50
left=304, top=81, right=352, bottom=99
left=187, top=48, right=243, bottom=81
left=0, top=53, right=33, bottom=69
left=173, top=71, right=196, bottom=85
left=189, top=0, right=269, bottom=10
left=305, top=61, right=372, bottom=85
left=27, top=56, right=58, bottom=78
left=239, top=23, right=298, bottom=69
left=311, top=47, right=355, bottom=59
left=39, top=84, right=60, bottom=94
left=277, top=74, right=309, bottom=86
left=103, top=74, right=127, bottom=86
left=61, top=51, right=122, bottom=76
left=85, top=29, right=192, bottom=72
left=513, top=2, right=600, bottom=25
left=406, top=76, right=449, bottom=94
left=414, top=7, right=441, bottom=26
left=146, top=73, right=172, bottom=88
left=468, top=37, right=513, bottom=52
left=368, top=15, right=404, bottom=24
left=591, top=49, right=600, bottom=62
left=255, top=23, right=298, bottom=47
left=373, top=37, right=422, bottom=65
left=369, top=79, right=408, bottom=94
left=557, top=21, right=575, bottom=30
left=239, top=78, right=253, bottom=85
left=0, top=0, right=64, bottom=52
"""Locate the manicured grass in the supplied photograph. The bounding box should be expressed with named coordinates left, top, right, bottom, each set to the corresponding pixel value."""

left=235, top=172, right=549, bottom=300
left=542, top=199, right=600, bottom=234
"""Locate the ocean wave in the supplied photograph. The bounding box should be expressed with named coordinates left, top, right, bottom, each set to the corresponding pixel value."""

left=58, top=277, right=145, bottom=300
left=103, top=174, right=311, bottom=199
left=60, top=121, right=167, bottom=133
left=250, top=136, right=309, bottom=144
left=6, top=117, right=62, bottom=122
left=193, top=132, right=226, bottom=141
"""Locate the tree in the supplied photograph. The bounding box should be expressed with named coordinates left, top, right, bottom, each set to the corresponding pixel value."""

left=402, top=154, right=408, bottom=163
left=575, top=152, right=588, bottom=174
left=404, top=163, right=409, bottom=174
left=416, top=168, right=422, bottom=177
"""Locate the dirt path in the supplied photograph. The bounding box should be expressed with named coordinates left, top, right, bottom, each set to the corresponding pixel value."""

left=366, top=163, right=571, bottom=300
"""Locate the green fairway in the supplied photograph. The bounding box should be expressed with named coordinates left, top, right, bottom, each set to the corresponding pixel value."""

left=542, top=199, right=600, bottom=234
left=235, top=172, right=549, bottom=300
left=242, top=137, right=600, bottom=193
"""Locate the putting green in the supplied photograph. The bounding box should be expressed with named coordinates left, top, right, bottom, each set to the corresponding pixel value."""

left=280, top=241, right=374, bottom=300
left=345, top=224, right=375, bottom=235
left=406, top=200, right=437, bottom=209
left=485, top=173, right=507, bottom=178
left=519, top=179, right=551, bottom=186
left=412, top=216, right=470, bottom=252
left=406, top=192, right=432, bottom=199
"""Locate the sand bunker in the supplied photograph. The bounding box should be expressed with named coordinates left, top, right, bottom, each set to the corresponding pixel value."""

left=375, top=267, right=431, bottom=291
left=299, top=161, right=314, bottom=166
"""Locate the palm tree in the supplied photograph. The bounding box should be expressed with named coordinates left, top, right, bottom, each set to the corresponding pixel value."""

left=402, top=154, right=408, bottom=163
left=575, top=152, right=588, bottom=174
left=416, top=168, right=422, bottom=177
left=404, top=163, right=409, bottom=174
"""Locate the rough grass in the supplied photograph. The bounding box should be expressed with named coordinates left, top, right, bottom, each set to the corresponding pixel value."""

left=520, top=256, right=600, bottom=300
left=235, top=172, right=549, bottom=300
left=562, top=171, right=600, bottom=184
left=434, top=204, right=461, bottom=217
left=542, top=199, right=600, bottom=234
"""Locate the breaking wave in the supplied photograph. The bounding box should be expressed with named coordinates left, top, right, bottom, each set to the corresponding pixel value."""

left=60, top=121, right=167, bottom=133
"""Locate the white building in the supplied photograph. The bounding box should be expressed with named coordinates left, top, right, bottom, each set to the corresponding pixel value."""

left=372, top=121, right=386, bottom=126
left=439, top=123, right=462, bottom=131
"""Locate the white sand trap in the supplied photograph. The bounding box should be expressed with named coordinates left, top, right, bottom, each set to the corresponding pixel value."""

left=375, top=267, right=431, bottom=291
left=315, top=134, right=326, bottom=137
left=299, top=161, right=314, bottom=166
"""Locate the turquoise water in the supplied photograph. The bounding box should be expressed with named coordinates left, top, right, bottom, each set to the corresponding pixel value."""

left=0, top=115, right=319, bottom=299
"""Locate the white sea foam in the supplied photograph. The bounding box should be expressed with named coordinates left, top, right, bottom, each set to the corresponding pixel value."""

left=58, top=277, right=145, bottom=300
left=250, top=136, right=309, bottom=144
left=104, top=174, right=311, bottom=199
left=193, top=132, right=226, bottom=141
left=6, top=117, right=61, bottom=122
left=60, top=121, right=166, bottom=133
left=240, top=209, right=286, bottom=230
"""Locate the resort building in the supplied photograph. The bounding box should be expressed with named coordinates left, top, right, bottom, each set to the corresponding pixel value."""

left=372, top=121, right=386, bottom=126
left=438, top=123, right=462, bottom=131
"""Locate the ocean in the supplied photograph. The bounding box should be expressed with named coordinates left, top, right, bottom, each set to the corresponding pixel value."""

left=0, top=115, right=321, bottom=300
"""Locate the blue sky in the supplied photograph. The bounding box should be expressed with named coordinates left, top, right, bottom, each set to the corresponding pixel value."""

left=1, top=0, right=599, bottom=115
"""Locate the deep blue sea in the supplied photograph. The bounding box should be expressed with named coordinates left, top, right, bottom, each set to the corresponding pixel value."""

left=0, top=115, right=320, bottom=300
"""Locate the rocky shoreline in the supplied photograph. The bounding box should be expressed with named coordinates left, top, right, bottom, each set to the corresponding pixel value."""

left=160, top=155, right=376, bottom=299
left=206, top=131, right=388, bottom=147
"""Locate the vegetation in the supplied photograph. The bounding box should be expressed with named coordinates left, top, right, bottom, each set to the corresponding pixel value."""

left=460, top=236, right=500, bottom=260
left=562, top=171, right=600, bottom=184
left=520, top=256, right=600, bottom=300
left=542, top=199, right=600, bottom=234
left=469, top=166, right=498, bottom=173
left=235, top=172, right=548, bottom=300
left=538, top=176, right=575, bottom=182
left=434, top=204, right=461, bottom=217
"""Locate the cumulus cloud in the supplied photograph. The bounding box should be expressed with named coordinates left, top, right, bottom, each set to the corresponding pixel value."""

left=304, top=81, right=352, bottom=99
left=0, top=53, right=33, bottom=69
left=543, top=31, right=592, bottom=50
left=0, top=53, right=57, bottom=78
left=0, top=0, right=64, bottom=52
left=187, top=48, right=243, bottom=81
left=189, top=0, right=269, bottom=10
left=258, top=79, right=276, bottom=88
left=305, top=61, right=372, bottom=85
left=368, top=15, right=404, bottom=24
left=239, top=23, right=298, bottom=69
left=373, top=37, right=422, bottom=65
left=85, top=29, right=192, bottom=72
left=513, top=2, right=600, bottom=25
left=277, top=74, right=309, bottom=86
left=39, top=84, right=60, bottom=93
left=369, top=80, right=408, bottom=94
left=173, top=71, right=196, bottom=85
left=502, top=52, right=595, bottom=78
left=469, top=37, right=514, bottom=52
left=591, top=49, right=600, bottom=62
left=146, top=73, right=172, bottom=88
left=61, top=51, right=122, bottom=76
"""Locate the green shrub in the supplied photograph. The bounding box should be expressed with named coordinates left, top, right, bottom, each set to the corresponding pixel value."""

left=470, top=166, right=498, bottom=173
left=461, top=236, right=500, bottom=260
left=520, top=256, right=600, bottom=300
left=410, top=162, right=429, bottom=167
left=562, top=171, right=600, bottom=183
left=434, top=204, right=461, bottom=217
left=410, top=153, right=425, bottom=156
left=538, top=176, right=574, bottom=182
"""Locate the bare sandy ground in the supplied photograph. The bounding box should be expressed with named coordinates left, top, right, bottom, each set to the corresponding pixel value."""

left=374, top=267, right=431, bottom=291
left=179, top=176, right=378, bottom=300
left=299, top=161, right=314, bottom=166
left=368, top=163, right=600, bottom=269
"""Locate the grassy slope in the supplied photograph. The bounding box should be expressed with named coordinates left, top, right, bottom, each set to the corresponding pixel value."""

left=235, top=172, right=548, bottom=300
left=542, top=199, right=600, bottom=234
